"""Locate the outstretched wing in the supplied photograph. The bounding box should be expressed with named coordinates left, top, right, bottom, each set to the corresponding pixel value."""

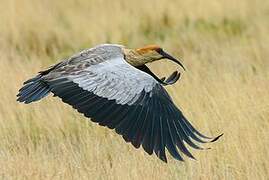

left=39, top=49, right=220, bottom=162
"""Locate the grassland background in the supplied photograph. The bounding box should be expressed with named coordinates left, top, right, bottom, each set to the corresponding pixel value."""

left=0, top=0, right=269, bottom=179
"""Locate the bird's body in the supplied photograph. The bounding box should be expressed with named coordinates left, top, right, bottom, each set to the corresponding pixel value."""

left=17, top=44, right=222, bottom=162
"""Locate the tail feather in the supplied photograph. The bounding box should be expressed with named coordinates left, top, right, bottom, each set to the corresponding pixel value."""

left=17, top=75, right=51, bottom=104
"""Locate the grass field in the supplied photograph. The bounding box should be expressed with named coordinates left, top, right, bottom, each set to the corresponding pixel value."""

left=0, top=0, right=269, bottom=179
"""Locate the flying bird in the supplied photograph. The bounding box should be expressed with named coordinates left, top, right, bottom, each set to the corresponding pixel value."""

left=17, top=44, right=222, bottom=162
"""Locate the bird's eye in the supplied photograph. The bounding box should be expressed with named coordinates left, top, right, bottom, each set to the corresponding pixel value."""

left=155, top=48, right=163, bottom=54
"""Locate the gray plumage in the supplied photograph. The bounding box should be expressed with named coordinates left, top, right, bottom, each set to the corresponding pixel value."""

left=17, top=44, right=222, bottom=162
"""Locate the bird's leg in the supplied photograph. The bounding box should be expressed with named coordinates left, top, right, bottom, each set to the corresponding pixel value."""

left=135, top=65, right=180, bottom=86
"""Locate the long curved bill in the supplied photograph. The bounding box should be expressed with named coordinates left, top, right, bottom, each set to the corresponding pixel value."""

left=160, top=51, right=186, bottom=71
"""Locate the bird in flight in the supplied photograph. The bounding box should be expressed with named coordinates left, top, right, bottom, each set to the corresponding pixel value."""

left=17, top=44, right=222, bottom=162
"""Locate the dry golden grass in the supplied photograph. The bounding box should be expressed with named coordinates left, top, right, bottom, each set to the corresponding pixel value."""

left=0, top=0, right=269, bottom=179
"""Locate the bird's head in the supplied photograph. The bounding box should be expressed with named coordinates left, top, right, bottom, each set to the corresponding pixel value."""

left=123, top=45, right=185, bottom=70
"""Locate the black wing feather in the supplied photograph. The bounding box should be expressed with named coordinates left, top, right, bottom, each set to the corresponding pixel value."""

left=47, top=78, right=220, bottom=162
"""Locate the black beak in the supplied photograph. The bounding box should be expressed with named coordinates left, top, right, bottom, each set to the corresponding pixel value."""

left=159, top=50, right=185, bottom=71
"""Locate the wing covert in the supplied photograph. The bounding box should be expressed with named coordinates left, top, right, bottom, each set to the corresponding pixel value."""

left=41, top=53, right=219, bottom=162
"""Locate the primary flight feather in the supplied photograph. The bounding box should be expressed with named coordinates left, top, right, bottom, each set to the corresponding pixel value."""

left=17, top=44, right=222, bottom=162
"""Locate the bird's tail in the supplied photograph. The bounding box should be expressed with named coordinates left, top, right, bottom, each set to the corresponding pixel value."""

left=17, top=75, right=51, bottom=104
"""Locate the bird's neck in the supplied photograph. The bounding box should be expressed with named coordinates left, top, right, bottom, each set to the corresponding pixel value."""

left=123, top=49, right=152, bottom=67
